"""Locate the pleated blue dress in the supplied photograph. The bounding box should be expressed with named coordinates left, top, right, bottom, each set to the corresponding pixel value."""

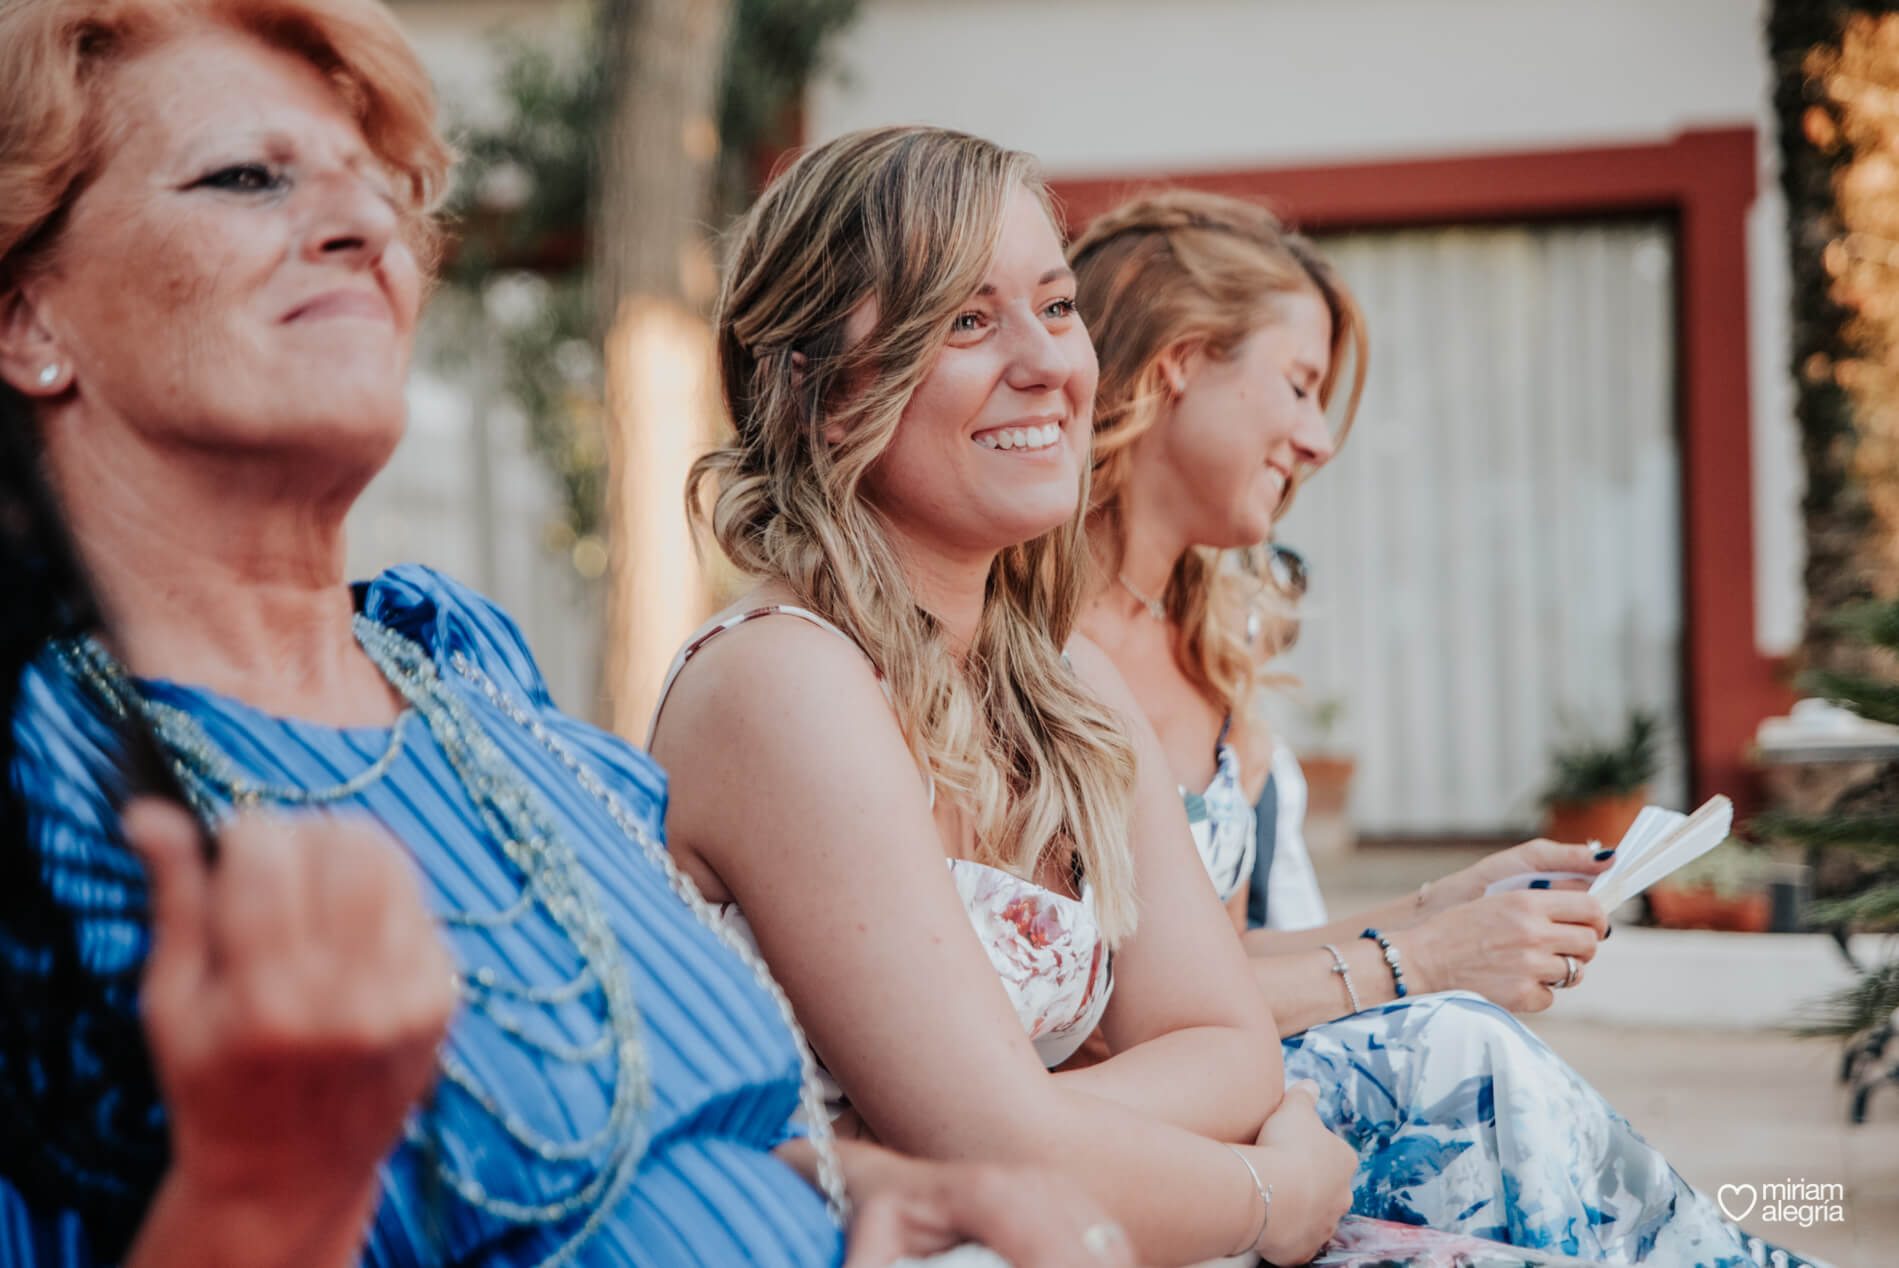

left=2, top=565, right=842, bottom=1267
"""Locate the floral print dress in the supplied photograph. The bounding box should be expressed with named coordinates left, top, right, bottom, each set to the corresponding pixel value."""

left=1190, top=755, right=1828, bottom=1266
left=1184, top=719, right=1257, bottom=904
left=656, top=605, right=1116, bottom=1124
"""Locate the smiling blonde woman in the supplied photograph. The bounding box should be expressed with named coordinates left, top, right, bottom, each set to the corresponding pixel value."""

left=1072, top=188, right=1829, bottom=1268
left=650, top=126, right=1360, bottom=1267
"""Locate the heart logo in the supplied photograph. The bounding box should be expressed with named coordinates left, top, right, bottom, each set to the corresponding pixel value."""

left=1717, top=1183, right=1758, bottom=1222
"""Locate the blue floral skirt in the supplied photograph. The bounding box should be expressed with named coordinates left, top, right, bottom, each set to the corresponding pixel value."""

left=1281, top=993, right=1827, bottom=1268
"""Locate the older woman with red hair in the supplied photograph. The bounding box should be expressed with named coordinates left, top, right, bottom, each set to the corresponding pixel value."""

left=0, top=3, right=1127, bottom=1267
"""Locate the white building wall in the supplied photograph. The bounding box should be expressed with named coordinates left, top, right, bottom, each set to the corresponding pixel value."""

left=808, top=0, right=1804, bottom=657
left=1273, top=221, right=1687, bottom=833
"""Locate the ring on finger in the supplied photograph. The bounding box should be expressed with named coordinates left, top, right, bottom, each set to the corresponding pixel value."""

left=1081, top=1222, right=1127, bottom=1258
left=1553, top=953, right=1581, bottom=990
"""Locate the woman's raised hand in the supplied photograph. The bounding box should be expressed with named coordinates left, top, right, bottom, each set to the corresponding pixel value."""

left=1402, top=889, right=1609, bottom=1013
left=123, top=800, right=456, bottom=1263
left=1250, top=1079, right=1356, bottom=1266
left=1425, top=838, right=1616, bottom=912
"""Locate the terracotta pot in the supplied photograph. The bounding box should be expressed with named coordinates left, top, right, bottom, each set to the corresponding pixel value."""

left=1301, top=754, right=1356, bottom=818
left=1542, top=788, right=1648, bottom=847
left=1645, top=882, right=1772, bottom=932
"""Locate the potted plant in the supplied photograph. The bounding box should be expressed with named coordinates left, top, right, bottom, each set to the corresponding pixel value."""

left=1299, top=695, right=1354, bottom=819
left=1540, top=712, right=1661, bottom=846
left=1644, top=839, right=1777, bottom=932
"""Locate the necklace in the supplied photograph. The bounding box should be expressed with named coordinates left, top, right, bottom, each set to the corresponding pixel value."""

left=450, top=649, right=851, bottom=1229
left=1117, top=571, right=1168, bottom=622
left=58, top=618, right=850, bottom=1260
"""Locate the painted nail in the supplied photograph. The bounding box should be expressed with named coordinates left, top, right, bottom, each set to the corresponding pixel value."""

left=1594, top=848, right=1616, bottom=861
left=1529, top=878, right=1552, bottom=890
left=1603, top=925, right=1614, bottom=939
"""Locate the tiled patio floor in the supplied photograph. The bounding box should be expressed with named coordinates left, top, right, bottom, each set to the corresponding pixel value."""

left=1526, top=1018, right=1896, bottom=1268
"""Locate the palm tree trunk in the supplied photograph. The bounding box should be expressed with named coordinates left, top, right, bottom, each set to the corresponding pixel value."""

left=592, top=0, right=734, bottom=736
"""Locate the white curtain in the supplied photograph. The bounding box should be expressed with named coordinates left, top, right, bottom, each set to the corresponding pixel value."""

left=1273, top=220, right=1686, bottom=837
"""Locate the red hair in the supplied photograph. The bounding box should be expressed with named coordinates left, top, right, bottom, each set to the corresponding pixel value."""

left=0, top=0, right=453, bottom=280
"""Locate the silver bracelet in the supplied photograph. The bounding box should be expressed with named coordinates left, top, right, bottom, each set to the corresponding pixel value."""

left=1321, top=942, right=1362, bottom=1014
left=1225, top=1143, right=1273, bottom=1256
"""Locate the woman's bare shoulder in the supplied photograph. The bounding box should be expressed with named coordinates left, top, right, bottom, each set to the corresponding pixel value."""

left=1060, top=631, right=1140, bottom=719
left=651, top=600, right=897, bottom=757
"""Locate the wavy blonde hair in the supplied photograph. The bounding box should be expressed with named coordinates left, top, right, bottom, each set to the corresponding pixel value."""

left=692, top=126, right=1141, bottom=941
left=1071, top=190, right=1367, bottom=783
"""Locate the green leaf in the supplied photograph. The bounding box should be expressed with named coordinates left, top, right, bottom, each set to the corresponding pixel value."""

left=1789, top=959, right=1899, bottom=1038
left=1797, top=669, right=1899, bottom=727
left=1806, top=889, right=1899, bottom=930
left=428, top=1, right=864, bottom=546
left=1540, top=711, right=1663, bottom=804
left=1752, top=809, right=1899, bottom=855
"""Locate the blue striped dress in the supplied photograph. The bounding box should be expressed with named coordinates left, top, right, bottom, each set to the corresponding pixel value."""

left=2, top=565, right=843, bottom=1267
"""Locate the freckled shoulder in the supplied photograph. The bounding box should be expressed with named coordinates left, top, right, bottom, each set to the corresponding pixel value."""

left=649, top=612, right=902, bottom=757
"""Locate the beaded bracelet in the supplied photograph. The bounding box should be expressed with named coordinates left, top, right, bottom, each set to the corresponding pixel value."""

left=1360, top=927, right=1409, bottom=999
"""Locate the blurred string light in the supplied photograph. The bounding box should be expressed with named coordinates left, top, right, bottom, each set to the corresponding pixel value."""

left=1804, top=13, right=1899, bottom=585
left=1765, top=3, right=1899, bottom=1047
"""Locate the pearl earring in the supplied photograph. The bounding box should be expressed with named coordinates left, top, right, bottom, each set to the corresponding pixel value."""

left=37, top=364, right=59, bottom=387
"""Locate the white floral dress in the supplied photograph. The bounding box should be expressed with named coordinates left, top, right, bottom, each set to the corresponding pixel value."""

left=655, top=605, right=1115, bottom=1124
